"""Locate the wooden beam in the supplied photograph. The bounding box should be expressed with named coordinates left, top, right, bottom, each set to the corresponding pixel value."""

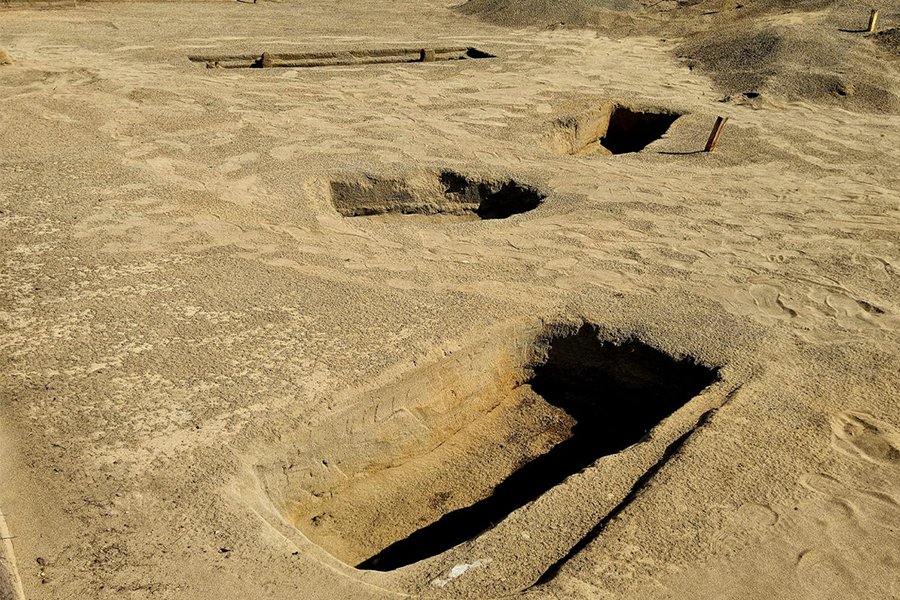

left=868, top=9, right=879, bottom=32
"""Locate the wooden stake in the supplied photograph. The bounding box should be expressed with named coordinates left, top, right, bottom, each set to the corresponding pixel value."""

left=868, top=9, right=879, bottom=32
left=420, top=48, right=435, bottom=62
left=705, top=116, right=728, bottom=152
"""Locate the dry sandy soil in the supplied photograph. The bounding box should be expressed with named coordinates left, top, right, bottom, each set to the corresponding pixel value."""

left=1, top=1, right=900, bottom=599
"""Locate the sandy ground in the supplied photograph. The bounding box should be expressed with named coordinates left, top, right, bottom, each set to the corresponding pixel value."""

left=1, top=1, right=899, bottom=599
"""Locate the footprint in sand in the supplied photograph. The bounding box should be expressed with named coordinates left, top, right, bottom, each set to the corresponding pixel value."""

left=831, top=411, right=900, bottom=466
left=795, top=547, right=855, bottom=599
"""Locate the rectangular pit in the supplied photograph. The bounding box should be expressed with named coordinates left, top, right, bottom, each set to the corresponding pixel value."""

left=544, top=102, right=682, bottom=156
left=188, top=47, right=495, bottom=69
left=358, top=324, right=718, bottom=570
left=328, top=171, right=545, bottom=221
left=253, top=323, right=719, bottom=575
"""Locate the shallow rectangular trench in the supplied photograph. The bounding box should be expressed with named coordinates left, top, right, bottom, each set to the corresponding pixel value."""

left=188, top=47, right=494, bottom=69
left=328, top=171, right=545, bottom=221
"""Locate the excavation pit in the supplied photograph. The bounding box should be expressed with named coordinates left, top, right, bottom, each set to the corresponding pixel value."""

left=545, top=103, right=682, bottom=156
left=357, top=325, right=718, bottom=571
left=257, top=323, right=719, bottom=574
left=329, top=171, right=545, bottom=221
left=188, top=47, right=495, bottom=69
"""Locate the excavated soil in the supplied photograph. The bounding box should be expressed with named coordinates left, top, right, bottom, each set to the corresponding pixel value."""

left=459, top=0, right=900, bottom=112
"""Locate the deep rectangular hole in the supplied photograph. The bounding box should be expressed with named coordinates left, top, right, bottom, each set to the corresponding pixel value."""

left=328, top=171, right=544, bottom=221
left=356, top=324, right=719, bottom=571
left=544, top=103, right=682, bottom=156
left=600, top=106, right=681, bottom=154
left=188, top=47, right=495, bottom=69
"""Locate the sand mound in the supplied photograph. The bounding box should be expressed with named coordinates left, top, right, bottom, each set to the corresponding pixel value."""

left=457, top=0, right=639, bottom=29
left=456, top=0, right=850, bottom=31
left=678, top=24, right=900, bottom=112
left=874, top=28, right=900, bottom=59
left=456, top=0, right=900, bottom=112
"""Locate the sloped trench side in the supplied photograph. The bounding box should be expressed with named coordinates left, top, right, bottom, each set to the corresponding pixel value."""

left=544, top=103, right=681, bottom=156
left=329, top=171, right=545, bottom=220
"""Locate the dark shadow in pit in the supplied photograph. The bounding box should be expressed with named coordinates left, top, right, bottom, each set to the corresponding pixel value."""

left=439, top=172, right=543, bottom=220
left=356, top=324, right=719, bottom=571
left=600, top=106, right=681, bottom=154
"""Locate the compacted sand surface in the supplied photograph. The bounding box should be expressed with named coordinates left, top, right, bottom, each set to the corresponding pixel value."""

left=1, top=1, right=899, bottom=599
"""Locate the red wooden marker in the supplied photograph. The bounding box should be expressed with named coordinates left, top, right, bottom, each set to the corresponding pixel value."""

left=705, top=116, right=728, bottom=152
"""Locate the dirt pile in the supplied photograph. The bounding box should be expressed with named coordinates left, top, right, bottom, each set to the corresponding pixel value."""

left=678, top=24, right=900, bottom=112
left=457, top=0, right=640, bottom=29
left=874, top=27, right=900, bottom=58
left=456, top=0, right=900, bottom=111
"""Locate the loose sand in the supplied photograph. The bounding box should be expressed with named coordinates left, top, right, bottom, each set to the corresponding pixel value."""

left=1, top=1, right=899, bottom=599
